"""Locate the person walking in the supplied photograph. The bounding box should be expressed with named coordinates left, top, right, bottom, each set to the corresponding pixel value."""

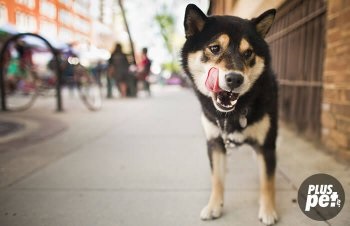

left=108, top=43, right=130, bottom=97
left=137, top=47, right=151, bottom=96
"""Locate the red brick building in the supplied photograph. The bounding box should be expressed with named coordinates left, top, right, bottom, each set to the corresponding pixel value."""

left=0, top=0, right=92, bottom=43
left=322, top=0, right=350, bottom=159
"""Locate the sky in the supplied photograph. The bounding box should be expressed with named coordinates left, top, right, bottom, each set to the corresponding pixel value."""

left=122, top=0, right=209, bottom=69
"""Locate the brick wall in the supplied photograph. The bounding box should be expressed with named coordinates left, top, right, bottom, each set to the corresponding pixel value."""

left=322, top=0, right=350, bottom=158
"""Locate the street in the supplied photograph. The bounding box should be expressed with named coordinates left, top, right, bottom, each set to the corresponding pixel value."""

left=0, top=86, right=349, bottom=226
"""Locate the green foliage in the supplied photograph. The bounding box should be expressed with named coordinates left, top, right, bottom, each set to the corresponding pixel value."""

left=162, top=61, right=181, bottom=74
left=155, top=6, right=181, bottom=73
left=155, top=12, right=175, bottom=53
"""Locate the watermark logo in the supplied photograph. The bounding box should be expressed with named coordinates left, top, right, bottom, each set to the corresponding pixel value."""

left=298, top=173, right=345, bottom=221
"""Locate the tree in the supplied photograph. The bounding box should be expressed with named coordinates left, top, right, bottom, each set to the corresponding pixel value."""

left=155, top=8, right=180, bottom=73
left=118, top=0, right=136, bottom=63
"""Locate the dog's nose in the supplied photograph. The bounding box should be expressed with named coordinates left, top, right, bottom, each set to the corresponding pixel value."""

left=225, top=73, right=244, bottom=89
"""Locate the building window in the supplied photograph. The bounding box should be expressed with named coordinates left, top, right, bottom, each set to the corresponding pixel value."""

left=16, top=11, right=37, bottom=32
left=0, top=4, right=8, bottom=25
left=73, top=0, right=90, bottom=17
left=40, top=0, right=56, bottom=19
left=16, top=0, right=36, bottom=9
left=101, top=0, right=113, bottom=25
left=40, top=20, right=57, bottom=36
left=74, top=16, right=90, bottom=34
left=58, top=27, right=74, bottom=42
left=75, top=33, right=84, bottom=41
left=59, top=9, right=72, bottom=26
left=89, top=0, right=100, bottom=19
left=59, top=0, right=72, bottom=6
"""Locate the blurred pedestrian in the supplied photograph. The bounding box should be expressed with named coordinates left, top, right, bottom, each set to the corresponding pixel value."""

left=15, top=40, right=33, bottom=72
left=62, top=50, right=76, bottom=96
left=108, top=43, right=130, bottom=97
left=137, top=47, right=152, bottom=96
left=92, top=60, right=106, bottom=86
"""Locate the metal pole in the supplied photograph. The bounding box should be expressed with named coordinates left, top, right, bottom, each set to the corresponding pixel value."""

left=53, top=49, right=63, bottom=112
left=0, top=38, right=10, bottom=111
left=0, top=55, right=6, bottom=111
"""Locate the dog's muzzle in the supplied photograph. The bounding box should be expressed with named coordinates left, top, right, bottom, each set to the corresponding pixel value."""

left=206, top=67, right=242, bottom=112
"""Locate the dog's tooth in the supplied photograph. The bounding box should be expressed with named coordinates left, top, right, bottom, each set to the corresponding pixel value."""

left=230, top=100, right=237, bottom=105
left=223, top=103, right=233, bottom=108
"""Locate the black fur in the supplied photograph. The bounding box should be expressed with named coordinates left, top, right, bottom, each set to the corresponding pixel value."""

left=206, top=136, right=225, bottom=170
left=182, top=5, right=278, bottom=178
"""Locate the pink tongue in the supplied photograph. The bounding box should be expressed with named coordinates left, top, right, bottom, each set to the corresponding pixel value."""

left=205, top=67, right=222, bottom=93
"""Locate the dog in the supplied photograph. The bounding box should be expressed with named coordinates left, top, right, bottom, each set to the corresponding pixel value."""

left=181, top=4, right=278, bottom=225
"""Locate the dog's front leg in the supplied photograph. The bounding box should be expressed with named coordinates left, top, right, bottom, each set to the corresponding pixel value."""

left=200, top=114, right=226, bottom=220
left=200, top=138, right=226, bottom=220
left=257, top=150, right=278, bottom=225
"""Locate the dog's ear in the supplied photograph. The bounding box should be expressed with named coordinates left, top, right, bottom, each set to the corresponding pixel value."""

left=251, top=9, right=276, bottom=38
left=184, top=4, right=207, bottom=39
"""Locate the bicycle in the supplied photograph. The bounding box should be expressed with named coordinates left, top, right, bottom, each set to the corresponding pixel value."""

left=0, top=33, right=103, bottom=111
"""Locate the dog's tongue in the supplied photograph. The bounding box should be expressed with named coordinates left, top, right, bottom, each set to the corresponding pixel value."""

left=205, top=67, right=222, bottom=93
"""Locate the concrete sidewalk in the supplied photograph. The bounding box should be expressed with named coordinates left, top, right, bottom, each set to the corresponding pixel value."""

left=0, top=87, right=349, bottom=226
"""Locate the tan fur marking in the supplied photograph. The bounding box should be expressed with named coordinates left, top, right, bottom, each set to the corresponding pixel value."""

left=200, top=149, right=226, bottom=219
left=239, top=38, right=250, bottom=53
left=258, top=154, right=275, bottom=206
left=217, top=60, right=228, bottom=70
left=204, top=34, right=230, bottom=59
left=243, top=114, right=270, bottom=145
left=257, top=153, right=277, bottom=224
left=210, top=150, right=225, bottom=204
left=217, top=34, right=229, bottom=50
left=247, top=56, right=265, bottom=78
left=238, top=55, right=265, bottom=95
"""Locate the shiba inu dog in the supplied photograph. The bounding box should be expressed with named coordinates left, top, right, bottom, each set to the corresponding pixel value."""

left=181, top=4, right=278, bottom=225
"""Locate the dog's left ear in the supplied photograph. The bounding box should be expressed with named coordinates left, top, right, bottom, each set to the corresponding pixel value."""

left=251, top=9, right=276, bottom=38
left=184, top=4, right=207, bottom=39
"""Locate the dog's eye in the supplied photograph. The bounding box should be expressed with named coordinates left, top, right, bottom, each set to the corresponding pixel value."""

left=209, top=45, right=220, bottom=54
left=243, top=49, right=253, bottom=59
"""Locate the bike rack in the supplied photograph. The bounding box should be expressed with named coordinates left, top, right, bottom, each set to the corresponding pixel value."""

left=0, top=33, right=63, bottom=112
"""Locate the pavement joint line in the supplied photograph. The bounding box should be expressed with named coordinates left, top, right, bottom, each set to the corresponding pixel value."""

left=3, top=104, right=149, bottom=189
left=277, top=169, right=332, bottom=226
left=277, top=163, right=332, bottom=225
left=1, top=187, right=296, bottom=192
left=298, top=192, right=332, bottom=226
left=276, top=167, right=298, bottom=190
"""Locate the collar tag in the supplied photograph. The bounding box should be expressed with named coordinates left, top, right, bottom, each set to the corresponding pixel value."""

left=239, top=115, right=247, bottom=128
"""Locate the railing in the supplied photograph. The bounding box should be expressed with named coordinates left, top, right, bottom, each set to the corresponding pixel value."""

left=0, top=33, right=63, bottom=112
left=267, top=0, right=326, bottom=140
left=0, top=32, right=103, bottom=112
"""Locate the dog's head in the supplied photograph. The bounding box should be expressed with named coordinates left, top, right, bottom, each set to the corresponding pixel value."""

left=182, top=4, right=276, bottom=112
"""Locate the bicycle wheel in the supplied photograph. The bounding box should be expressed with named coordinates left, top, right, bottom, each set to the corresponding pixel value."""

left=6, top=70, right=39, bottom=111
left=3, top=44, right=39, bottom=111
left=76, top=65, right=103, bottom=111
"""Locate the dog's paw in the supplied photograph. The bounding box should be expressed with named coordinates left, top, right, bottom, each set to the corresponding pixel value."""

left=200, top=203, right=223, bottom=220
left=258, top=205, right=278, bottom=225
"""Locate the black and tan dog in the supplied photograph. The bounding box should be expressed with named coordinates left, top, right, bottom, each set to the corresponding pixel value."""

left=181, top=4, right=278, bottom=225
